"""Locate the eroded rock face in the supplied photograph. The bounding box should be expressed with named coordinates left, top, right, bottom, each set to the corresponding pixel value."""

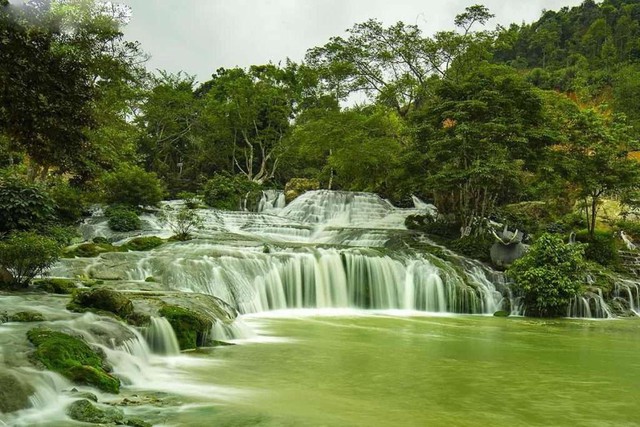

left=0, top=370, right=34, bottom=413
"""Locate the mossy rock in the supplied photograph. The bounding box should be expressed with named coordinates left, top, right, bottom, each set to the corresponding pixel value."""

left=144, top=276, right=157, bottom=282
left=493, top=310, right=510, bottom=317
left=8, top=311, right=45, bottom=322
left=126, top=418, right=152, bottom=427
left=0, top=370, right=34, bottom=413
left=34, top=278, right=78, bottom=294
left=158, top=305, right=213, bottom=350
left=121, top=236, right=164, bottom=252
left=68, top=288, right=134, bottom=319
left=27, top=329, right=120, bottom=393
left=62, top=242, right=120, bottom=258
left=92, top=236, right=111, bottom=245
left=66, top=399, right=124, bottom=424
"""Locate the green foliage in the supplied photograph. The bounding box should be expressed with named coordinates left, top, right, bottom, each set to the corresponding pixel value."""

left=616, top=219, right=640, bottom=240
left=43, top=225, right=80, bottom=247
left=27, top=328, right=120, bottom=393
left=0, top=232, right=60, bottom=288
left=158, top=305, right=212, bottom=350
left=203, top=174, right=262, bottom=210
left=48, top=180, right=87, bottom=223
left=575, top=229, right=621, bottom=267
left=0, top=177, right=55, bottom=234
left=105, top=205, right=141, bottom=232
left=7, top=311, right=44, bottom=322
left=158, top=205, right=202, bottom=240
left=508, top=233, right=585, bottom=317
left=448, top=235, right=493, bottom=263
left=497, top=201, right=556, bottom=236
left=101, top=166, right=165, bottom=208
left=405, top=215, right=459, bottom=240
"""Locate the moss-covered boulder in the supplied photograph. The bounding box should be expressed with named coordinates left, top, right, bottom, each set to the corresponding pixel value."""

left=62, top=242, right=119, bottom=258
left=159, top=305, right=212, bottom=350
left=27, top=328, right=120, bottom=393
left=121, top=236, right=164, bottom=252
left=34, top=278, right=78, bottom=294
left=8, top=311, right=45, bottom=322
left=68, top=288, right=134, bottom=319
left=66, top=399, right=124, bottom=424
left=493, top=310, right=510, bottom=317
left=284, top=178, right=320, bottom=203
left=0, top=370, right=34, bottom=413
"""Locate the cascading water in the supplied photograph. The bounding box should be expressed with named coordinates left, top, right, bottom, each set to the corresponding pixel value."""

left=143, top=317, right=181, bottom=356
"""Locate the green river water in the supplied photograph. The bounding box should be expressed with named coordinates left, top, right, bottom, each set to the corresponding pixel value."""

left=165, top=313, right=640, bottom=427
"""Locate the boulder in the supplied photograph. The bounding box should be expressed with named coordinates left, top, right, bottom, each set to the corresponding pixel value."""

left=68, top=288, right=134, bottom=319
left=66, top=399, right=124, bottom=424
left=158, top=305, right=213, bottom=350
left=490, top=242, right=527, bottom=268
left=0, top=370, right=34, bottom=413
left=8, top=311, right=45, bottom=322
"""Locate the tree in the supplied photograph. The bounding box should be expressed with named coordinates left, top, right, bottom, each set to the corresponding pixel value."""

left=159, top=204, right=202, bottom=241
left=0, top=232, right=61, bottom=288
left=101, top=166, right=165, bottom=208
left=413, top=64, right=545, bottom=235
left=561, top=109, right=640, bottom=236
left=508, top=233, right=585, bottom=317
left=199, top=64, right=298, bottom=184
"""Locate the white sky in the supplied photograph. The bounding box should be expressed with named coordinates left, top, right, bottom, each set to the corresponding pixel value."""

left=120, top=0, right=586, bottom=83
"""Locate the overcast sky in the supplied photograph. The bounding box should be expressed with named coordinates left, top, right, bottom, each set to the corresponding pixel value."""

left=121, top=0, right=585, bottom=83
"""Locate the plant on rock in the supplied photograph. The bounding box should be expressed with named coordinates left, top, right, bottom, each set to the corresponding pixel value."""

left=105, top=205, right=141, bottom=232
left=158, top=204, right=202, bottom=240
left=508, top=233, right=585, bottom=317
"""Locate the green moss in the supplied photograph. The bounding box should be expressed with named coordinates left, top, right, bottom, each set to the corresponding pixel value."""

left=34, top=278, right=77, bottom=294
left=68, top=288, right=134, bottom=319
left=9, top=311, right=45, bottom=322
left=92, top=236, right=111, bottom=245
left=158, top=305, right=212, bottom=350
left=121, top=236, right=164, bottom=252
left=66, top=399, right=124, bottom=424
left=62, top=242, right=120, bottom=258
left=27, top=328, right=120, bottom=393
left=144, top=276, right=156, bottom=282
left=493, top=310, right=510, bottom=317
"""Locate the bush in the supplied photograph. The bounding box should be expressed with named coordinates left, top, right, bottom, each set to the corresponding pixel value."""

left=0, top=177, right=55, bottom=234
left=177, top=192, right=201, bottom=209
left=49, top=180, right=87, bottom=224
left=616, top=220, right=640, bottom=241
left=0, top=232, right=61, bottom=288
left=105, top=206, right=140, bottom=232
left=43, top=225, right=80, bottom=247
left=575, top=230, right=620, bottom=267
left=497, top=201, right=555, bottom=236
left=203, top=174, right=261, bottom=211
left=405, top=215, right=459, bottom=240
left=508, top=233, right=585, bottom=317
left=158, top=205, right=202, bottom=241
left=101, top=166, right=165, bottom=208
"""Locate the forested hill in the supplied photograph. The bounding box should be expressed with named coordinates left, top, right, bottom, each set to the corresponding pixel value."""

left=493, top=0, right=640, bottom=131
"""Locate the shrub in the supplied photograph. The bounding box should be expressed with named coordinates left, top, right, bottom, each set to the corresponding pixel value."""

left=405, top=214, right=459, bottom=240
left=616, top=220, right=640, bottom=241
left=101, top=166, right=165, bottom=208
left=43, top=225, right=80, bottom=247
left=497, top=201, right=555, bottom=236
left=105, top=206, right=141, bottom=232
left=575, top=229, right=620, bottom=267
left=177, top=192, right=201, bottom=209
left=0, top=232, right=61, bottom=288
left=203, top=174, right=261, bottom=211
left=158, top=205, right=202, bottom=241
left=0, top=177, right=55, bottom=234
left=49, top=180, right=87, bottom=223
left=508, top=233, right=585, bottom=317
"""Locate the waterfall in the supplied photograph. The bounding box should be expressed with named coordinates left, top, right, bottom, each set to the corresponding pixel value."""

left=143, top=317, right=181, bottom=356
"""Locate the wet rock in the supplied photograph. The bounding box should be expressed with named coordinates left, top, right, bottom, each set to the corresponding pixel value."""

left=490, top=242, right=527, bottom=268
left=33, top=278, right=78, bottom=294
left=493, top=310, right=510, bottom=317
left=67, top=388, right=98, bottom=402
left=126, top=417, right=152, bottom=427
left=0, top=370, right=34, bottom=413
left=66, top=399, right=124, bottom=424
left=120, top=237, right=164, bottom=252
left=158, top=305, right=213, bottom=350
left=27, top=328, right=121, bottom=393
left=68, top=288, right=134, bottom=319
left=8, top=311, right=45, bottom=322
